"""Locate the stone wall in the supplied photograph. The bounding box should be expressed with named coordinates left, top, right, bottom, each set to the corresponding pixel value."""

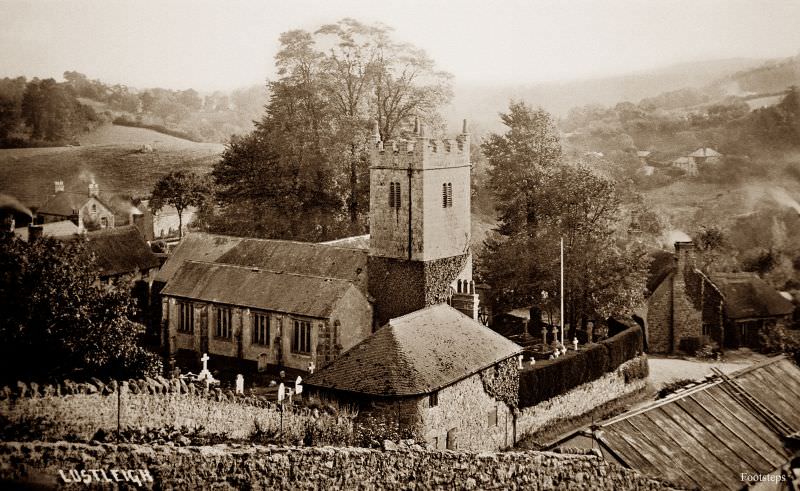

left=0, top=442, right=679, bottom=490
left=516, top=356, right=648, bottom=439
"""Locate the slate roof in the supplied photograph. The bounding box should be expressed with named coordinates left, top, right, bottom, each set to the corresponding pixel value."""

left=710, top=272, right=795, bottom=319
left=216, top=238, right=367, bottom=290
left=319, top=234, right=370, bottom=250
left=161, top=260, right=356, bottom=318
left=155, top=232, right=368, bottom=292
left=592, top=356, right=800, bottom=490
left=154, top=232, right=244, bottom=283
left=38, top=191, right=112, bottom=217
left=306, top=304, right=523, bottom=396
left=60, top=225, right=160, bottom=277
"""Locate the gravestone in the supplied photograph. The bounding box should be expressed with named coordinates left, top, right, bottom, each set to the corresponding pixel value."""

left=235, top=374, right=244, bottom=395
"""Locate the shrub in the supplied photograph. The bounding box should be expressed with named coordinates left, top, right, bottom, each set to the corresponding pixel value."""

left=621, top=357, right=649, bottom=384
left=678, top=337, right=702, bottom=355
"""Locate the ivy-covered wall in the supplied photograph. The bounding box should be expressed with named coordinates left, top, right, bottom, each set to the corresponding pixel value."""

left=368, top=254, right=468, bottom=327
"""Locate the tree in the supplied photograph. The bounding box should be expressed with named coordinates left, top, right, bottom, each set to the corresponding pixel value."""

left=0, top=235, right=161, bottom=382
left=150, top=170, right=209, bottom=240
left=209, top=18, right=453, bottom=239
left=478, top=103, right=649, bottom=337
left=483, top=101, right=562, bottom=236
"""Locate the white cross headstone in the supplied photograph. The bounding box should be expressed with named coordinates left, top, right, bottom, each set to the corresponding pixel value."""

left=201, top=353, right=210, bottom=372
left=295, top=376, right=303, bottom=395
left=517, top=354, right=524, bottom=369
left=573, top=337, right=579, bottom=351
left=530, top=357, right=536, bottom=367
left=308, top=361, right=315, bottom=374
left=278, top=383, right=285, bottom=402
left=235, top=374, right=244, bottom=395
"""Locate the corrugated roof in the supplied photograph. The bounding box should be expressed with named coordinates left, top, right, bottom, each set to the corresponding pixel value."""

left=306, top=304, right=522, bottom=396
left=59, top=225, right=160, bottom=277
left=161, top=260, right=356, bottom=318
left=710, top=272, right=794, bottom=318
left=216, top=238, right=367, bottom=291
left=154, top=232, right=244, bottom=283
left=595, top=356, right=800, bottom=490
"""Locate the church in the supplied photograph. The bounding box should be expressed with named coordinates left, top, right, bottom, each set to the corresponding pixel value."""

left=158, top=121, right=481, bottom=375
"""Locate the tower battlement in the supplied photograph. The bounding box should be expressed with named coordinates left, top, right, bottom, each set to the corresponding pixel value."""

left=369, top=120, right=470, bottom=170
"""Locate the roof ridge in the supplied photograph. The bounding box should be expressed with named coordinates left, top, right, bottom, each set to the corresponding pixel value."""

left=186, top=231, right=367, bottom=254
left=387, top=303, right=451, bottom=326
left=183, top=259, right=357, bottom=284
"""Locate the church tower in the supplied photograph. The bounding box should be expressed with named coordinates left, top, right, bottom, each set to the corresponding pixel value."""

left=368, top=119, right=478, bottom=326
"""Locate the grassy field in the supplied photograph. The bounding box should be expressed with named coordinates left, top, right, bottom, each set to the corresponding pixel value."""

left=0, top=125, right=224, bottom=206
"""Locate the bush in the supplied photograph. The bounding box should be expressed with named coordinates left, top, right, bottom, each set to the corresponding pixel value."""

left=678, top=337, right=702, bottom=355
left=601, top=323, right=643, bottom=370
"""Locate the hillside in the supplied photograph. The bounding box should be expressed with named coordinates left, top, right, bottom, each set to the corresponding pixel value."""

left=0, top=125, right=224, bottom=207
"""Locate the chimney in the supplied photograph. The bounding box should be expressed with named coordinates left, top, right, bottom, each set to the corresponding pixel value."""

left=462, top=118, right=469, bottom=134
left=28, top=224, right=43, bottom=242
left=54, top=181, right=64, bottom=194
left=674, top=241, right=696, bottom=274
left=88, top=181, right=99, bottom=198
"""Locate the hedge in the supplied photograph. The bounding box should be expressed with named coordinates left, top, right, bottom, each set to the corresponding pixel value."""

left=518, top=319, right=644, bottom=408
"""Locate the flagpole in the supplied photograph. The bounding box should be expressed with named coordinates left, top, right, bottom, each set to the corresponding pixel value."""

left=560, top=237, right=564, bottom=347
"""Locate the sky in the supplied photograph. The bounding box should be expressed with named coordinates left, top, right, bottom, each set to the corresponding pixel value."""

left=1, top=0, right=799, bottom=92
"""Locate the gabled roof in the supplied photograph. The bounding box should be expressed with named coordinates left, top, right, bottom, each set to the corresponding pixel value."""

left=59, top=225, right=160, bottom=277
left=38, top=191, right=113, bottom=217
left=154, top=232, right=244, bottom=283
left=216, top=238, right=367, bottom=291
left=671, top=156, right=691, bottom=164
left=155, top=232, right=368, bottom=291
left=161, top=260, right=357, bottom=318
left=306, top=304, right=522, bottom=396
left=710, top=272, right=794, bottom=318
left=593, top=356, right=800, bottom=490
left=689, top=147, right=721, bottom=158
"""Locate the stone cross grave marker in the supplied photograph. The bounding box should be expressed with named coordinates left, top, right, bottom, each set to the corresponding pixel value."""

left=295, top=376, right=303, bottom=395
left=308, top=361, right=315, bottom=374
left=573, top=337, right=579, bottom=351
left=235, top=374, right=244, bottom=395
left=517, top=354, right=524, bottom=369
left=201, top=353, right=209, bottom=371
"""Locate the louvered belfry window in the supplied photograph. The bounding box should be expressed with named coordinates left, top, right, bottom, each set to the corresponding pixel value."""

left=389, top=182, right=401, bottom=209
left=442, top=182, right=453, bottom=208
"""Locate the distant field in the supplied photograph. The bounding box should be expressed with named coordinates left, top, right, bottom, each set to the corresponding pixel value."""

left=0, top=125, right=224, bottom=207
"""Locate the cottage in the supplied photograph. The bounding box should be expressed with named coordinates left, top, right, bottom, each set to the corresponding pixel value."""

left=670, top=147, right=722, bottom=177
left=306, top=304, right=523, bottom=451
left=37, top=181, right=116, bottom=230
left=645, top=241, right=793, bottom=353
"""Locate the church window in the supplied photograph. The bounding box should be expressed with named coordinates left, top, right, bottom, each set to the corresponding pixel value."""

left=292, top=320, right=312, bottom=354
left=178, top=302, right=193, bottom=333
left=215, top=306, right=232, bottom=339
left=429, top=391, right=439, bottom=407
left=253, top=313, right=270, bottom=346
left=442, top=183, right=453, bottom=208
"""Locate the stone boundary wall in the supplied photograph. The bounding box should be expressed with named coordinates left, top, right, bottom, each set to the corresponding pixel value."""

left=0, top=441, right=681, bottom=490
left=517, top=356, right=648, bottom=439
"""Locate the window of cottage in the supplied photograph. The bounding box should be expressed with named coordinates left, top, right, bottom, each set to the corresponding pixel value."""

left=429, top=391, right=439, bottom=407
left=292, top=319, right=312, bottom=354
left=100, top=217, right=108, bottom=228
left=91, top=204, right=97, bottom=213
left=215, top=306, right=232, bottom=339
left=178, top=302, right=194, bottom=333
left=252, top=313, right=270, bottom=346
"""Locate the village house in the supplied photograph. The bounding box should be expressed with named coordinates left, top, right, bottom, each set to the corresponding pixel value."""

left=306, top=304, right=522, bottom=451
left=37, top=180, right=116, bottom=230
left=158, top=120, right=480, bottom=375
left=645, top=241, right=794, bottom=353
left=670, top=147, right=722, bottom=176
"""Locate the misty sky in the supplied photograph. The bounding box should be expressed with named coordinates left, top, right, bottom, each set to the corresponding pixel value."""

left=1, top=0, right=799, bottom=92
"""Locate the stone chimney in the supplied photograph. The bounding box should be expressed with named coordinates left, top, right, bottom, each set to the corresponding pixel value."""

left=671, top=240, right=702, bottom=352
left=451, top=279, right=479, bottom=321
left=88, top=181, right=99, bottom=198
left=54, top=181, right=64, bottom=193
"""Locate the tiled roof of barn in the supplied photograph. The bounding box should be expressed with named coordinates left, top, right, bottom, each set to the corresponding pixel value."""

left=306, top=304, right=522, bottom=396
left=154, top=232, right=245, bottom=283
left=710, top=272, right=794, bottom=318
left=161, top=260, right=355, bottom=318
left=60, top=225, right=159, bottom=277
left=594, top=356, right=800, bottom=490
left=216, top=238, right=367, bottom=290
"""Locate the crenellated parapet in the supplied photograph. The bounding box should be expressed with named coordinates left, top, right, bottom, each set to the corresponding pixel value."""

left=370, top=119, right=470, bottom=170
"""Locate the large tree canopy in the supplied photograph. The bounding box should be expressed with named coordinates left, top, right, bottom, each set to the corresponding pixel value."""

left=0, top=236, right=161, bottom=382
left=478, top=102, right=650, bottom=338
left=207, top=18, right=453, bottom=241
left=150, top=170, right=210, bottom=240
